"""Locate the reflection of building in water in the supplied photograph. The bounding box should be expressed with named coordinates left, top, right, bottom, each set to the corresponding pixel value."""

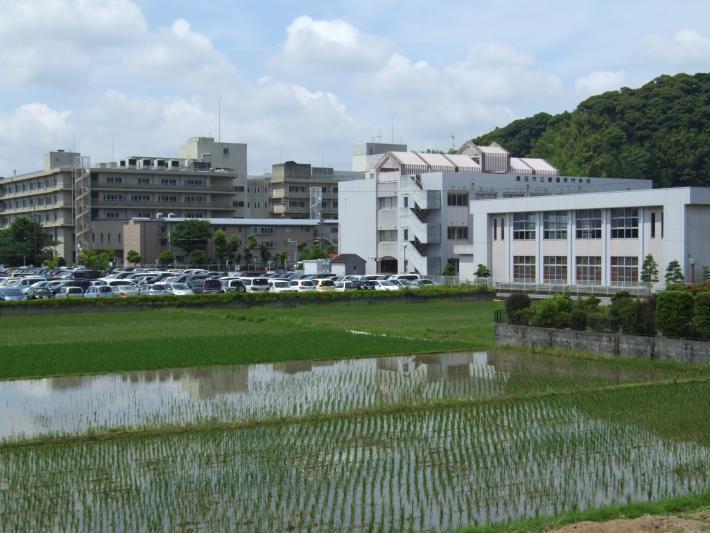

left=272, top=360, right=335, bottom=376
left=180, top=366, right=249, bottom=399
left=46, top=375, right=95, bottom=390
left=375, top=352, right=505, bottom=402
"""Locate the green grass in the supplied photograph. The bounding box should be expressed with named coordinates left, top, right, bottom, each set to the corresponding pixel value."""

left=0, top=299, right=501, bottom=380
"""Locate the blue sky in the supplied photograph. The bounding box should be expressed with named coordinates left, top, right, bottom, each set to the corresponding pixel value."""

left=1, top=0, right=709, bottom=175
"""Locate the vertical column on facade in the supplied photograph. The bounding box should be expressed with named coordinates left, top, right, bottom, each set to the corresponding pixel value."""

left=602, top=208, right=610, bottom=286
left=537, top=211, right=543, bottom=284
left=505, top=213, right=512, bottom=283
left=568, top=209, right=575, bottom=286
left=638, top=207, right=645, bottom=282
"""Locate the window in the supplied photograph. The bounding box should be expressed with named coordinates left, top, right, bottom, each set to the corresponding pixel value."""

left=513, top=256, right=536, bottom=283
left=105, top=211, right=121, bottom=219
left=403, top=196, right=409, bottom=208
left=378, top=230, right=397, bottom=241
left=185, top=179, right=204, bottom=186
left=235, top=186, right=245, bottom=192
left=251, top=227, right=274, bottom=234
left=233, top=201, right=245, bottom=207
left=543, top=256, right=567, bottom=284
left=500, top=217, right=505, bottom=240
left=447, top=191, right=469, bottom=206
left=661, top=211, right=664, bottom=237
left=651, top=212, right=656, bottom=238
left=184, top=195, right=205, bottom=204
left=576, top=256, right=602, bottom=285
left=575, top=210, right=602, bottom=239
left=103, top=194, right=124, bottom=202
left=610, top=208, right=638, bottom=238
left=447, top=226, right=468, bottom=240
left=493, top=218, right=497, bottom=240
left=610, top=256, right=638, bottom=286
left=513, top=213, right=536, bottom=240
left=136, top=212, right=151, bottom=218
left=106, top=176, right=123, bottom=184
left=160, top=178, right=177, bottom=186
left=474, top=191, right=497, bottom=199
left=131, top=195, right=150, bottom=202
left=137, top=177, right=150, bottom=185
left=378, top=196, right=396, bottom=209
left=288, top=200, right=305, bottom=208
left=185, top=212, right=205, bottom=218
left=223, top=147, right=229, bottom=156
left=158, top=195, right=177, bottom=202
left=288, top=185, right=307, bottom=193
left=403, top=229, right=408, bottom=240
left=543, top=211, right=568, bottom=239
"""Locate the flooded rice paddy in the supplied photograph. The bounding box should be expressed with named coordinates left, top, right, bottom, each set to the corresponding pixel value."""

left=0, top=351, right=707, bottom=531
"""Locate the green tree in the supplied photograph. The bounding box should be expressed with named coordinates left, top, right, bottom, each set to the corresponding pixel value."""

left=227, top=235, right=241, bottom=266
left=79, top=249, right=114, bottom=270
left=187, top=249, right=205, bottom=266
left=158, top=250, right=175, bottom=266
left=0, top=216, right=57, bottom=266
left=274, top=251, right=288, bottom=269
left=442, top=262, right=457, bottom=276
left=474, top=264, right=491, bottom=278
left=640, top=254, right=659, bottom=283
left=665, top=260, right=684, bottom=285
left=259, top=241, right=271, bottom=266
left=170, top=220, right=211, bottom=254
left=126, top=250, right=141, bottom=266
left=242, top=235, right=257, bottom=268
left=212, top=230, right=228, bottom=265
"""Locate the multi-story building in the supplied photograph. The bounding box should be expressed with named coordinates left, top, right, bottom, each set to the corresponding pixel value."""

left=122, top=217, right=338, bottom=266
left=352, top=142, right=407, bottom=172
left=338, top=144, right=652, bottom=276
left=178, top=136, right=247, bottom=176
left=470, top=187, right=710, bottom=288
left=269, top=161, right=363, bottom=221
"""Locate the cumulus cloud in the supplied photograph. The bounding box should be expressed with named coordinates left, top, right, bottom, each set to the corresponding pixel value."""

left=643, top=29, right=710, bottom=71
left=270, top=15, right=391, bottom=74
left=574, top=70, right=626, bottom=95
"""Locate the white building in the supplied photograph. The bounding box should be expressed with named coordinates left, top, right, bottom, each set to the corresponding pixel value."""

left=339, top=145, right=651, bottom=276
left=352, top=142, right=407, bottom=172
left=470, top=187, right=710, bottom=288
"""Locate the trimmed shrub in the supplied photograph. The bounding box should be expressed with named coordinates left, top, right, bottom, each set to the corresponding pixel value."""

left=505, top=293, right=531, bottom=325
left=638, top=295, right=657, bottom=336
left=692, top=292, right=710, bottom=339
left=608, top=293, right=642, bottom=334
left=569, top=306, right=588, bottom=331
left=656, top=290, right=694, bottom=338
left=530, top=298, right=559, bottom=328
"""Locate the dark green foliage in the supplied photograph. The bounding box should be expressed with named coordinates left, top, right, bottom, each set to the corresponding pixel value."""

left=692, top=292, right=710, bottom=339
left=665, top=260, right=685, bottom=285
left=608, top=293, right=642, bottom=334
left=158, top=251, right=175, bottom=266
left=474, top=264, right=491, bottom=278
left=187, top=250, right=205, bottom=265
left=638, top=295, right=657, bottom=336
left=212, top=230, right=228, bottom=263
left=442, top=262, right=457, bottom=276
left=170, top=220, right=211, bottom=254
left=79, top=249, right=113, bottom=270
left=569, top=307, right=588, bottom=331
left=530, top=298, right=559, bottom=328
left=0, top=216, right=57, bottom=266
left=656, top=290, right=694, bottom=337
left=474, top=73, right=710, bottom=186
left=505, top=293, right=531, bottom=325
left=641, top=254, right=659, bottom=283
left=126, top=250, right=141, bottom=266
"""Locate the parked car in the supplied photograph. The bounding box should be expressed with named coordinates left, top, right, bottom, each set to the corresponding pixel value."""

left=221, top=279, right=247, bottom=294
left=269, top=280, right=297, bottom=293
left=111, top=283, right=141, bottom=297
left=314, top=279, right=335, bottom=292
left=26, top=287, right=54, bottom=299
left=0, top=287, right=28, bottom=301
left=190, top=278, right=223, bottom=294
left=240, top=277, right=270, bottom=293
left=144, top=283, right=173, bottom=296
left=413, top=279, right=439, bottom=287
left=334, top=280, right=359, bottom=292
left=289, top=279, right=316, bottom=292
left=84, top=285, right=115, bottom=299
left=166, top=283, right=194, bottom=296
left=372, top=280, right=400, bottom=291
left=55, top=286, right=84, bottom=299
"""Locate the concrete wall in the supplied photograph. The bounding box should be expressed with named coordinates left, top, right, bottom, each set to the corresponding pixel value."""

left=495, top=323, right=710, bottom=365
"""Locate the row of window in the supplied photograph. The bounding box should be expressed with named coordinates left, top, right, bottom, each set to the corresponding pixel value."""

left=101, top=176, right=206, bottom=187
left=5, top=195, right=59, bottom=209
left=512, top=256, right=639, bottom=285
left=101, top=194, right=208, bottom=204
left=505, top=209, right=662, bottom=241
left=515, top=176, right=591, bottom=184
left=286, top=185, right=339, bottom=194
left=1, top=177, right=59, bottom=195
left=377, top=226, right=469, bottom=242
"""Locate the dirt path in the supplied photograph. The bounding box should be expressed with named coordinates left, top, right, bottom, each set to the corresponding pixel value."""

left=550, top=510, right=710, bottom=532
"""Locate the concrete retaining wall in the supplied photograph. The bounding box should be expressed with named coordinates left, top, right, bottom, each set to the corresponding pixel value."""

left=495, top=323, right=710, bottom=365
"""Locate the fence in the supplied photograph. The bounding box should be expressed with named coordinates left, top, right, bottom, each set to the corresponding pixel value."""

left=494, top=282, right=653, bottom=297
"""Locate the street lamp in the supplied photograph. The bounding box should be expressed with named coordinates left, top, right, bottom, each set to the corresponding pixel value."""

left=402, top=242, right=407, bottom=274
left=690, top=256, right=696, bottom=284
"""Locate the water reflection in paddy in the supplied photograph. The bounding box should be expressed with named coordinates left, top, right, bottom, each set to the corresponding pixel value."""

left=0, top=350, right=681, bottom=441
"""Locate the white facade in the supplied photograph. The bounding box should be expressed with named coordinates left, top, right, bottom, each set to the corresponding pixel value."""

left=470, top=187, right=710, bottom=288
left=179, top=136, right=247, bottom=177
left=352, top=142, right=407, bottom=172
left=339, top=167, right=652, bottom=277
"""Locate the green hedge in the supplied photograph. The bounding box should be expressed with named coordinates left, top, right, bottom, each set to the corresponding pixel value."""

left=692, top=292, right=710, bottom=339
left=0, top=285, right=493, bottom=312
left=656, top=290, right=694, bottom=338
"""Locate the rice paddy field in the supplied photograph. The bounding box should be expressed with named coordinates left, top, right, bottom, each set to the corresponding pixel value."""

left=0, top=299, right=708, bottom=531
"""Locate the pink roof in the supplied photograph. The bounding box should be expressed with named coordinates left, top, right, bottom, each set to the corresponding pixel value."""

left=444, top=154, right=482, bottom=172
left=510, top=157, right=533, bottom=174
left=416, top=152, right=455, bottom=171
left=520, top=157, right=558, bottom=175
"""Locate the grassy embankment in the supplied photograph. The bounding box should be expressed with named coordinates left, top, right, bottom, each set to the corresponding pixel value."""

left=0, top=299, right=501, bottom=380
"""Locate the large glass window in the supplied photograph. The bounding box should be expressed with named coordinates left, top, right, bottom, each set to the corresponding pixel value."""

left=575, top=210, right=602, bottom=239
left=576, top=256, right=602, bottom=285
left=378, top=196, right=397, bottom=209
left=447, top=191, right=469, bottom=206
left=513, top=213, right=536, bottom=240
left=513, top=256, right=536, bottom=283
left=543, top=211, right=568, bottom=240
left=447, top=226, right=468, bottom=240
left=610, top=208, right=639, bottom=239
left=378, top=230, right=397, bottom=241
left=610, top=256, right=638, bottom=286
left=543, top=256, right=567, bottom=284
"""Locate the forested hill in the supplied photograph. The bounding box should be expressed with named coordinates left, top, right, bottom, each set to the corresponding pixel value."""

left=473, top=73, right=710, bottom=187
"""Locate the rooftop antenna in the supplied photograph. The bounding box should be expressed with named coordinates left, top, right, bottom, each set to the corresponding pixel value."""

left=451, top=134, right=455, bottom=151
left=218, top=96, right=221, bottom=143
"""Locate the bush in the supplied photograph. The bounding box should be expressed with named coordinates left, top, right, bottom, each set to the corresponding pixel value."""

left=505, top=293, right=531, bottom=325
left=608, top=293, right=642, bottom=334
left=638, top=295, right=657, bottom=336
left=692, top=292, right=710, bottom=339
left=656, top=290, right=694, bottom=338
left=530, top=298, right=559, bottom=328
left=569, top=306, right=588, bottom=331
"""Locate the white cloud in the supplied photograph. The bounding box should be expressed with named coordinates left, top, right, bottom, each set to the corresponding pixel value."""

left=270, top=15, right=391, bottom=74
left=643, top=29, right=710, bottom=71
left=574, top=70, right=626, bottom=95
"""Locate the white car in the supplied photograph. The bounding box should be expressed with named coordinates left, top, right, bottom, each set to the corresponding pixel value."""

left=372, top=280, right=400, bottom=291
left=84, top=285, right=114, bottom=299
left=269, top=280, right=296, bottom=293
left=289, top=279, right=316, bottom=292
left=111, top=283, right=141, bottom=297
left=55, top=286, right=84, bottom=299
left=166, top=283, right=194, bottom=296
left=314, top=279, right=335, bottom=292
left=240, top=278, right=270, bottom=293
left=334, top=280, right=358, bottom=292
